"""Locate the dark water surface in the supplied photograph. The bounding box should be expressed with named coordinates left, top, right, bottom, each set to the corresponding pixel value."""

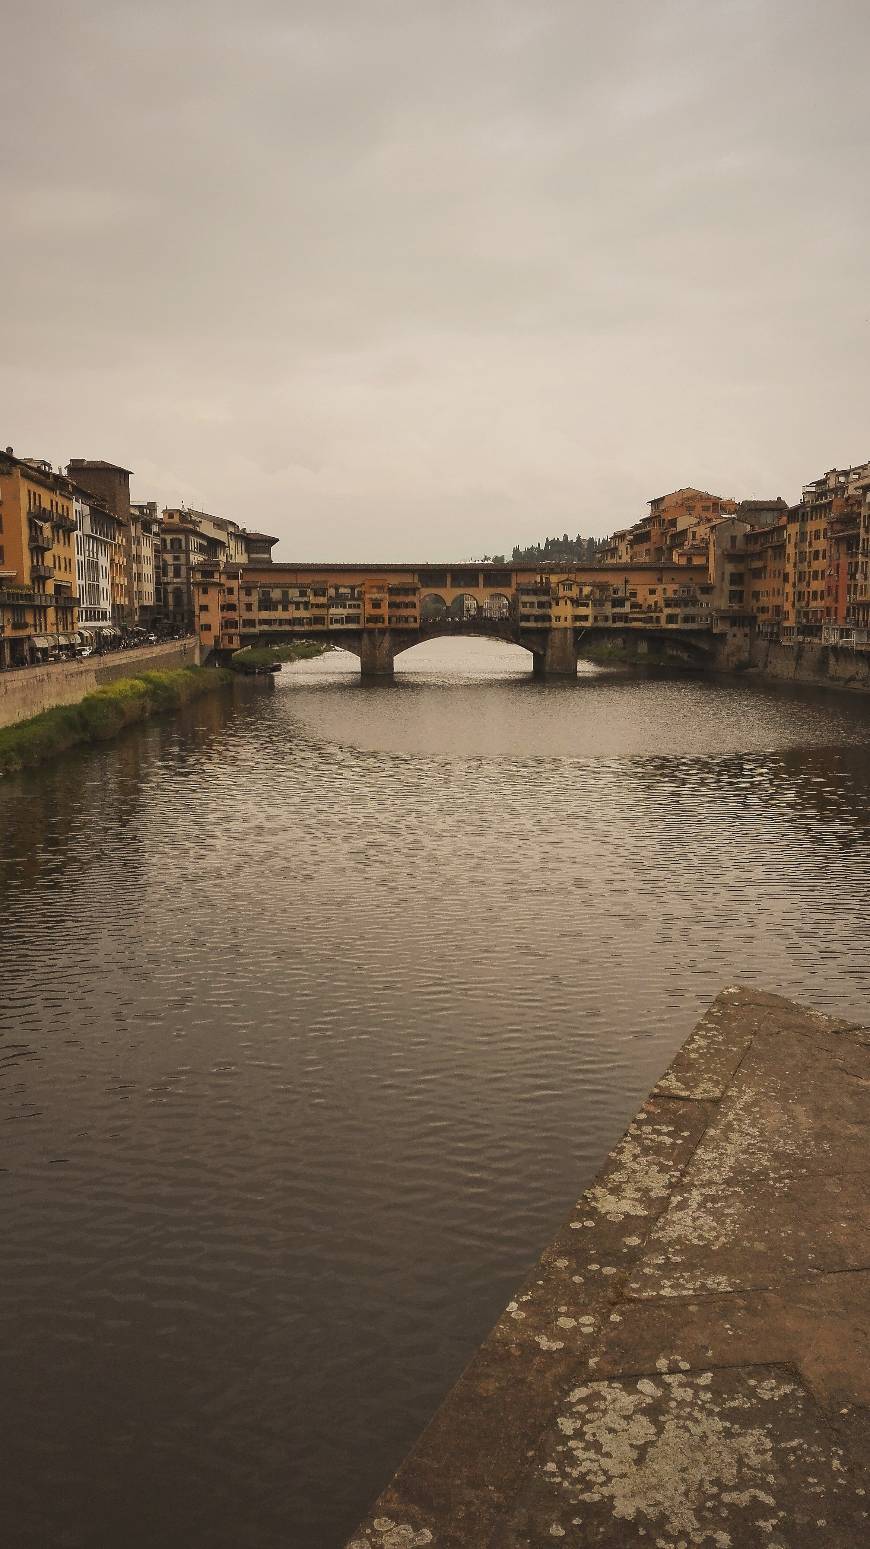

left=1, top=640, right=869, bottom=1549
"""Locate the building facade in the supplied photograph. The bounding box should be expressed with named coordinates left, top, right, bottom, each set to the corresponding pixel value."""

left=0, top=448, right=79, bottom=666
left=67, top=459, right=135, bottom=625
left=192, top=560, right=718, bottom=657
left=130, top=501, right=160, bottom=624
left=157, top=509, right=276, bottom=629
left=74, top=490, right=118, bottom=632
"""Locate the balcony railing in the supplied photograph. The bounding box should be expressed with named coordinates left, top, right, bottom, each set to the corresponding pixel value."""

left=0, top=586, right=52, bottom=607
left=28, top=523, right=52, bottom=551
left=31, top=564, right=54, bottom=580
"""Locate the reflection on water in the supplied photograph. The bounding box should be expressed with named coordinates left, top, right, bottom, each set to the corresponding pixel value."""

left=1, top=639, right=869, bottom=1549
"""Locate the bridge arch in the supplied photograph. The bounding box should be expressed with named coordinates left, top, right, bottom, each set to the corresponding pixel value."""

left=391, top=629, right=534, bottom=666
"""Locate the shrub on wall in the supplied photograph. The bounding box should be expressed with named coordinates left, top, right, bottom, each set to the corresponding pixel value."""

left=229, top=642, right=326, bottom=673
left=0, top=667, right=233, bottom=777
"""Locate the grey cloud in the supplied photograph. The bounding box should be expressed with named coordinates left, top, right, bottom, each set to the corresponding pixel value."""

left=1, top=0, right=868, bottom=558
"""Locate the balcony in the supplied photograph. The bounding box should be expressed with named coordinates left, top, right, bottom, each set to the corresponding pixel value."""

left=51, top=512, right=77, bottom=533
left=31, top=563, right=54, bottom=580
left=0, top=585, right=52, bottom=608
left=28, top=522, right=52, bottom=551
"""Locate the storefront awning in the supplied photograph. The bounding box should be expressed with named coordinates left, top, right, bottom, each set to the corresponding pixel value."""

left=31, top=636, right=51, bottom=650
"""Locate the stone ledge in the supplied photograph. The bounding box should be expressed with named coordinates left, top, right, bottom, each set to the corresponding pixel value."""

left=344, top=988, right=870, bottom=1549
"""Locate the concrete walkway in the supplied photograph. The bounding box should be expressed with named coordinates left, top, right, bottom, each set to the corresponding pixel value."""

left=345, top=988, right=870, bottom=1548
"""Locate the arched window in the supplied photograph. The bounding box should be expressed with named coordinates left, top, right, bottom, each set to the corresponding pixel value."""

left=420, top=593, right=447, bottom=622
left=483, top=593, right=511, bottom=621
left=448, top=593, right=479, bottom=621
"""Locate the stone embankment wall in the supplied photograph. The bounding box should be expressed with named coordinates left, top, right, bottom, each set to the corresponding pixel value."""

left=749, top=635, right=870, bottom=692
left=0, top=639, right=201, bottom=729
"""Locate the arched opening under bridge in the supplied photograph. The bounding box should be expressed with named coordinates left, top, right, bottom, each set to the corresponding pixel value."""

left=392, top=634, right=536, bottom=678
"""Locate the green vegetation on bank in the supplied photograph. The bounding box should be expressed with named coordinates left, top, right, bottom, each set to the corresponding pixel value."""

left=578, top=638, right=690, bottom=667
left=228, top=641, right=327, bottom=673
left=0, top=666, right=233, bottom=777
left=579, top=638, right=662, bottom=660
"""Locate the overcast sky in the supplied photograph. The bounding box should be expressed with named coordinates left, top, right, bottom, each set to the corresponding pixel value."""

left=2, top=0, right=868, bottom=558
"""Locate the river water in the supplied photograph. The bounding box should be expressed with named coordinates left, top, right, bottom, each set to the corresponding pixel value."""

left=1, top=640, right=869, bottom=1549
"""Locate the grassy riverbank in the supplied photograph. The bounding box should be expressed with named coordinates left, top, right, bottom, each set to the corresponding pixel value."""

left=578, top=639, right=685, bottom=666
left=228, top=641, right=327, bottom=673
left=0, top=666, right=233, bottom=777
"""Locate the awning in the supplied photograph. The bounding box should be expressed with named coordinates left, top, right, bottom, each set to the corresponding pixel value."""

left=31, top=636, right=51, bottom=649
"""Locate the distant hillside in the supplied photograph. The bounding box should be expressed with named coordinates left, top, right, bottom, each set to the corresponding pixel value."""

left=510, top=534, right=604, bottom=564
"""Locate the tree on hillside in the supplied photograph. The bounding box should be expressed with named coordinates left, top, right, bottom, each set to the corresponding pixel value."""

left=511, top=534, right=603, bottom=564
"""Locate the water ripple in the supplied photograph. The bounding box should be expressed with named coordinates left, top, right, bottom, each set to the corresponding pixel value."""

left=1, top=640, right=869, bottom=1548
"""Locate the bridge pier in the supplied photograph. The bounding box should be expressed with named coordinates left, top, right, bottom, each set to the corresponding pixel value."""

left=359, top=630, right=396, bottom=679
left=533, top=627, right=578, bottom=680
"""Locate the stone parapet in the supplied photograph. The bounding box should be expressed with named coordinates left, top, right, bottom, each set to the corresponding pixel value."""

left=0, top=639, right=200, bottom=728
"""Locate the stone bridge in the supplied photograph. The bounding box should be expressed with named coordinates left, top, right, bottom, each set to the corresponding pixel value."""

left=192, top=561, right=745, bottom=677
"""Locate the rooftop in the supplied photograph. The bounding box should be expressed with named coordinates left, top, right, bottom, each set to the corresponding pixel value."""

left=67, top=458, right=133, bottom=475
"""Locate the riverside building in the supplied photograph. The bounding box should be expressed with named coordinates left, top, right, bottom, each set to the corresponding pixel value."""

left=0, top=447, right=79, bottom=666
left=67, top=459, right=135, bottom=626
left=157, top=508, right=276, bottom=631
left=73, top=490, right=118, bottom=633
left=130, top=501, right=160, bottom=626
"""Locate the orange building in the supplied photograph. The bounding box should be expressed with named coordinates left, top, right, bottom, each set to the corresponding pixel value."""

left=0, top=448, right=79, bottom=667
left=642, top=488, right=738, bottom=565
left=192, top=559, right=718, bottom=660
left=782, top=465, right=870, bottom=637
left=744, top=514, right=788, bottom=631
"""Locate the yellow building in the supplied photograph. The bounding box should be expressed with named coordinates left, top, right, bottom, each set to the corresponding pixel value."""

left=0, top=447, right=78, bottom=667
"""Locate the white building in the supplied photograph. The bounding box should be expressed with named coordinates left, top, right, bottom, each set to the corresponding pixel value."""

left=74, top=492, right=116, bottom=629
left=131, top=501, right=160, bottom=622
